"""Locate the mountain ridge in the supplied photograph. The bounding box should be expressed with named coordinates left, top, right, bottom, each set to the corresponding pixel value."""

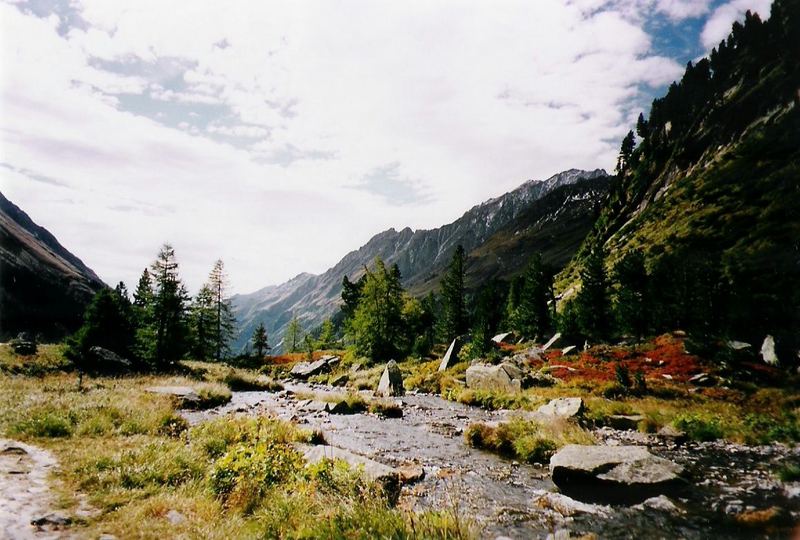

left=232, top=168, right=608, bottom=351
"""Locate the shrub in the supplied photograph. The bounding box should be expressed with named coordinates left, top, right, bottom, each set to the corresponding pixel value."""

left=11, top=409, right=74, bottom=438
left=673, top=413, right=724, bottom=441
left=210, top=442, right=303, bottom=512
left=777, top=462, right=800, bottom=482
left=615, top=363, right=631, bottom=389
left=465, top=417, right=593, bottom=463
left=743, top=413, right=800, bottom=444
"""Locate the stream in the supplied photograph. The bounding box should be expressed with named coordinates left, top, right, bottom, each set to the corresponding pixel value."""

left=184, top=385, right=800, bottom=539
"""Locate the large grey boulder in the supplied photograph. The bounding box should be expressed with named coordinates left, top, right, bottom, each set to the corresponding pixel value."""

left=550, top=445, right=686, bottom=504
left=536, top=397, right=584, bottom=419
left=438, top=336, right=466, bottom=372
left=297, top=444, right=400, bottom=503
left=376, top=360, right=404, bottom=397
left=89, top=346, right=132, bottom=370
left=465, top=363, right=522, bottom=393
left=760, top=335, right=778, bottom=366
left=290, top=358, right=331, bottom=379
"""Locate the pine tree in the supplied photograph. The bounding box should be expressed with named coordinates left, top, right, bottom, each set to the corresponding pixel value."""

left=252, top=322, right=270, bottom=358
left=150, top=244, right=190, bottom=367
left=440, top=245, right=467, bottom=342
left=575, top=242, right=611, bottom=341
left=514, top=254, right=553, bottom=341
left=341, top=275, right=365, bottom=321
left=189, top=285, right=215, bottom=360
left=207, top=259, right=236, bottom=361
left=285, top=315, right=303, bottom=353
left=616, top=130, right=636, bottom=173
left=67, top=285, right=135, bottom=366
left=613, top=249, right=649, bottom=341
left=636, top=113, right=648, bottom=139
left=132, top=269, right=156, bottom=360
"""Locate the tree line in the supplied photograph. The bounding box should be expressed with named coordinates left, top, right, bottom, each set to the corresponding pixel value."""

left=67, top=244, right=237, bottom=371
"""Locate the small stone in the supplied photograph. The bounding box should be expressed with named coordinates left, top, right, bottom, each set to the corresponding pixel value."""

left=165, top=509, right=186, bottom=525
left=536, top=397, right=584, bottom=419
left=760, top=335, right=779, bottom=366
left=397, top=464, right=425, bottom=484
left=31, top=512, right=71, bottom=530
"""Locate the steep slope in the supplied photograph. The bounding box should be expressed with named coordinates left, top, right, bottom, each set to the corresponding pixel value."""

left=233, top=168, right=608, bottom=351
left=0, top=192, right=105, bottom=339
left=558, top=1, right=800, bottom=353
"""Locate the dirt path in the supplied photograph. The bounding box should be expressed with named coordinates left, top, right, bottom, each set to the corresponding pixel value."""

left=0, top=438, right=65, bottom=539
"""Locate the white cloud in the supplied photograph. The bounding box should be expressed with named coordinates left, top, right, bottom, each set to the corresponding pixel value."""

left=700, top=0, right=774, bottom=48
left=1, top=0, right=689, bottom=294
left=655, top=0, right=713, bottom=20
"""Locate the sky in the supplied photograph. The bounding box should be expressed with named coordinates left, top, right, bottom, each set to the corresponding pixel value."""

left=0, top=0, right=774, bottom=295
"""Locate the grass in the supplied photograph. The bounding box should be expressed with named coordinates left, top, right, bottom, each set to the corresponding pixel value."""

left=465, top=417, right=595, bottom=464
left=0, top=355, right=473, bottom=539
left=0, top=343, right=72, bottom=375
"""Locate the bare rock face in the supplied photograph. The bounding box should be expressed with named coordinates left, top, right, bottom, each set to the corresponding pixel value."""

left=290, top=357, right=335, bottom=379
left=377, top=360, right=404, bottom=397
left=550, top=445, right=686, bottom=504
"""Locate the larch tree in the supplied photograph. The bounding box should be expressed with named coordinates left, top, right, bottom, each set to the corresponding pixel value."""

left=285, top=314, right=303, bottom=353
left=190, top=284, right=216, bottom=360
left=575, top=241, right=611, bottom=342
left=207, top=259, right=236, bottom=361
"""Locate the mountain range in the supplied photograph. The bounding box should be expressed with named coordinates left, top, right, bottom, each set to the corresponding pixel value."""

left=231, top=168, right=609, bottom=352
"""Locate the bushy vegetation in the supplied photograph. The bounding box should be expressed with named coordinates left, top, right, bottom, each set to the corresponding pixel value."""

left=465, top=417, right=594, bottom=463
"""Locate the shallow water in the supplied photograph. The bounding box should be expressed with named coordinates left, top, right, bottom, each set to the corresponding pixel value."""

left=185, top=386, right=800, bottom=539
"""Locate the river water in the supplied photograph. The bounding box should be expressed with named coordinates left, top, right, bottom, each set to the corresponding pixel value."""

left=185, top=385, right=800, bottom=539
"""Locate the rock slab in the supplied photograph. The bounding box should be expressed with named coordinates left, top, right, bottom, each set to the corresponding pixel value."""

left=536, top=397, right=584, bottom=419
left=550, top=444, right=686, bottom=504
left=465, top=363, right=522, bottom=393
left=438, top=336, right=465, bottom=372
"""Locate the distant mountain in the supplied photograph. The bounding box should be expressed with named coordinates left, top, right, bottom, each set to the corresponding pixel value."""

left=557, top=0, right=800, bottom=352
left=232, top=168, right=608, bottom=352
left=0, top=192, right=105, bottom=339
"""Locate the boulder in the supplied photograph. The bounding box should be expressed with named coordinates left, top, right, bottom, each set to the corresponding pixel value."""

left=542, top=333, right=562, bottom=351
left=438, top=336, right=466, bottom=372
left=760, top=335, right=778, bottom=366
left=320, top=355, right=341, bottom=368
left=397, top=463, right=425, bottom=484
left=550, top=444, right=686, bottom=504
left=297, top=444, right=400, bottom=503
left=10, top=332, right=37, bottom=355
left=607, top=414, right=645, bottom=431
left=465, top=363, right=521, bottom=393
left=290, top=358, right=331, bottom=379
left=350, top=362, right=363, bottom=373
left=528, top=371, right=558, bottom=387
left=89, top=346, right=132, bottom=371
left=726, top=340, right=751, bottom=351
left=376, top=360, right=404, bottom=397
left=329, top=373, right=349, bottom=387
left=491, top=332, right=517, bottom=344
left=657, top=424, right=687, bottom=444
left=145, top=386, right=201, bottom=407
left=536, top=397, right=584, bottom=419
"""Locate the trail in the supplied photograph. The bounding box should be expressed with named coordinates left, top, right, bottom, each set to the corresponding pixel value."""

left=0, top=438, right=64, bottom=539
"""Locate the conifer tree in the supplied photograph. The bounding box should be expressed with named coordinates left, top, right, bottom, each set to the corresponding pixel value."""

left=285, top=314, right=303, bottom=353
left=150, top=244, right=190, bottom=367
left=440, top=245, right=467, bottom=342
left=316, top=318, right=336, bottom=350
left=575, top=242, right=611, bottom=341
left=132, top=269, right=156, bottom=359
left=190, top=284, right=215, bottom=360
left=207, top=259, right=236, bottom=361
left=514, top=254, right=553, bottom=341
left=616, top=130, right=636, bottom=173
left=613, top=249, right=649, bottom=341
left=251, top=322, right=270, bottom=358
left=349, top=258, right=404, bottom=360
